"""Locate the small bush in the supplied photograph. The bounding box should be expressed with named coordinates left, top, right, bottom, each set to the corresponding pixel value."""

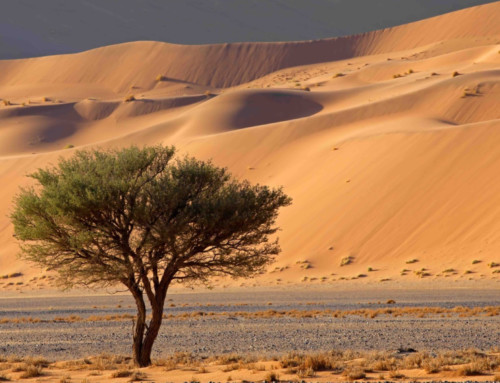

left=472, top=259, right=481, bottom=264
left=406, top=259, right=418, bottom=264
left=297, top=368, right=315, bottom=378
left=19, top=365, right=43, bottom=379
left=389, top=370, right=406, bottom=379
left=124, top=95, right=136, bottom=102
left=128, top=371, right=147, bottom=381
left=265, top=371, right=280, bottom=382
left=2, top=100, right=11, bottom=106
left=457, top=362, right=483, bottom=376
left=343, top=368, right=366, bottom=381
left=156, top=74, right=167, bottom=82
left=111, top=370, right=132, bottom=378
left=452, top=71, right=461, bottom=77
left=423, top=359, right=441, bottom=373
left=340, top=256, right=353, bottom=266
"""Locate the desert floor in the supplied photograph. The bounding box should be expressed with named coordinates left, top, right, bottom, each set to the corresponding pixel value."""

left=1, top=288, right=498, bottom=355
left=0, top=288, right=499, bottom=382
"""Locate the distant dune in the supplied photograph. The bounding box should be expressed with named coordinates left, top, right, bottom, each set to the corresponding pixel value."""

left=0, top=2, right=499, bottom=291
left=0, top=0, right=498, bottom=59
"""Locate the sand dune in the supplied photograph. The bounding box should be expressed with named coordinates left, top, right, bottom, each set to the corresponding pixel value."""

left=1, top=0, right=498, bottom=60
left=0, top=2, right=499, bottom=290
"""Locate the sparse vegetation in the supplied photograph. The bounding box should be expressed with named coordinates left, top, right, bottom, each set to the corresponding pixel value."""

left=110, top=369, right=132, bottom=378
left=340, top=256, right=353, bottom=266
left=452, top=71, right=461, bottom=77
left=0, top=350, right=497, bottom=381
left=343, top=368, right=366, bottom=380
left=415, top=269, right=431, bottom=278
left=124, top=94, right=136, bottom=102
left=155, top=74, right=167, bottom=82
left=19, top=364, right=43, bottom=379
left=265, top=371, right=280, bottom=382
left=406, top=258, right=418, bottom=264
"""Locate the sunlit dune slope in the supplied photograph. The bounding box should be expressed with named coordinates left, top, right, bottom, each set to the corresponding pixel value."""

left=0, top=2, right=499, bottom=289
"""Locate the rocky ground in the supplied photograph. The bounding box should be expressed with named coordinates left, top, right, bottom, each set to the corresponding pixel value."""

left=0, top=289, right=498, bottom=360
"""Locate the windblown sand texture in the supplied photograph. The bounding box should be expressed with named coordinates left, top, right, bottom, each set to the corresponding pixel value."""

left=0, top=2, right=499, bottom=289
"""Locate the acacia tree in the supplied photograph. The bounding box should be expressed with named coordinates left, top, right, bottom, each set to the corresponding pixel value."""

left=11, top=146, right=291, bottom=367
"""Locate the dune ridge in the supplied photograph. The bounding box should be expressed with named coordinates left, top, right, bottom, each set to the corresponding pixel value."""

left=0, top=2, right=499, bottom=290
left=0, top=2, right=499, bottom=90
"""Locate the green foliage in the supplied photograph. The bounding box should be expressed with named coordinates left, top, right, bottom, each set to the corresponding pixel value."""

left=11, top=145, right=291, bottom=289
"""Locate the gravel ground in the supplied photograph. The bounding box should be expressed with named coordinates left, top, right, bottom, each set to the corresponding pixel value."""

left=0, top=289, right=498, bottom=360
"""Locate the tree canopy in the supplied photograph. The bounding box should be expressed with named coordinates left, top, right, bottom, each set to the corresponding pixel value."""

left=11, top=145, right=291, bottom=366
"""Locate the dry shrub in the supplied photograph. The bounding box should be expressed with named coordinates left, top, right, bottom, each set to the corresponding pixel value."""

left=222, top=363, right=240, bottom=372
left=111, top=369, right=132, bottom=378
left=86, top=354, right=130, bottom=371
left=389, top=370, right=406, bottom=379
left=19, top=364, right=43, bottom=379
left=343, top=367, right=366, bottom=381
left=265, top=371, right=280, bottom=382
left=216, top=354, right=243, bottom=365
left=154, top=352, right=199, bottom=371
left=423, top=359, right=442, bottom=373
left=303, top=353, right=336, bottom=371
left=128, top=371, right=147, bottom=381
left=296, top=367, right=315, bottom=378
left=456, top=362, right=484, bottom=376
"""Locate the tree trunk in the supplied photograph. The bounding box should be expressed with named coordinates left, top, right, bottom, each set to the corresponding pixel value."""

left=130, top=284, right=167, bottom=367
left=138, top=303, right=163, bottom=367
left=131, top=286, right=148, bottom=367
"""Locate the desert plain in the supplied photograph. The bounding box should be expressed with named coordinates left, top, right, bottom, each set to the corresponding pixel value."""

left=0, top=1, right=500, bottom=382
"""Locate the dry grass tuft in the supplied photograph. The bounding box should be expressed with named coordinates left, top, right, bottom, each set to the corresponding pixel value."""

left=127, top=371, right=147, bottom=381
left=265, top=371, right=280, bottom=382
left=19, top=365, right=43, bottom=379
left=343, top=367, right=366, bottom=381
left=340, top=256, right=353, bottom=266
left=110, top=369, right=132, bottom=378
